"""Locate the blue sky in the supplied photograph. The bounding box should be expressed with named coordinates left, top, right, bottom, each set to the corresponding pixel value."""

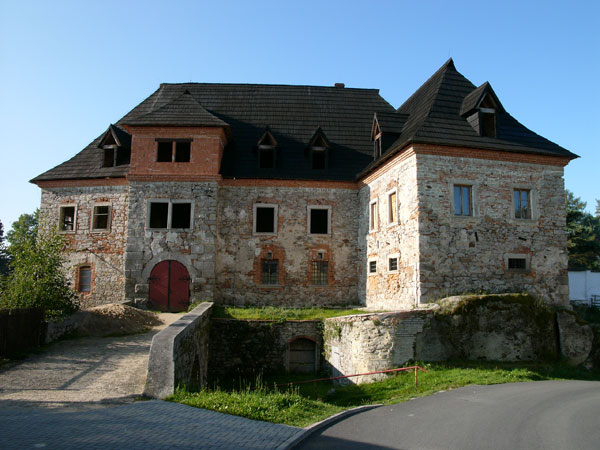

left=1, top=0, right=598, bottom=230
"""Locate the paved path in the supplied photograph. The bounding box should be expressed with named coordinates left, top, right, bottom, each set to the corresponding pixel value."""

left=0, top=313, right=180, bottom=410
left=0, top=400, right=302, bottom=449
left=299, top=380, right=600, bottom=450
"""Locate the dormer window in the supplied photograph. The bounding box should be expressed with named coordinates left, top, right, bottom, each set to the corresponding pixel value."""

left=100, top=124, right=131, bottom=167
left=156, top=140, right=192, bottom=163
left=257, top=130, right=277, bottom=169
left=372, top=117, right=382, bottom=159
left=308, top=130, right=330, bottom=170
left=479, top=95, right=497, bottom=137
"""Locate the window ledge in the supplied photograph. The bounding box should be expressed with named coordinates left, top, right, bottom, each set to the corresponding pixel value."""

left=253, top=232, right=277, bottom=237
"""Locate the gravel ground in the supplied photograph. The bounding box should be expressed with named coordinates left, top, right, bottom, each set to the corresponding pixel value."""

left=0, top=313, right=180, bottom=411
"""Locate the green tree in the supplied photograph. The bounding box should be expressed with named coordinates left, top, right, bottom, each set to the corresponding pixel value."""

left=6, top=210, right=38, bottom=256
left=0, top=226, right=78, bottom=319
left=0, top=220, right=10, bottom=276
left=565, top=190, right=600, bottom=271
left=596, top=199, right=600, bottom=218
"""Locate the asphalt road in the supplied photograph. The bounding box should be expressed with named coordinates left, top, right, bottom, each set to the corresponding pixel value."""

left=298, top=380, right=600, bottom=450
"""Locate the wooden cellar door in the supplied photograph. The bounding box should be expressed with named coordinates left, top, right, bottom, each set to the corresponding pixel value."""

left=148, top=260, right=190, bottom=312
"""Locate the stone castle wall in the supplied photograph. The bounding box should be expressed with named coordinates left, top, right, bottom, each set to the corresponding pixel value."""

left=413, top=147, right=569, bottom=305
left=358, top=152, right=421, bottom=310
left=40, top=186, right=128, bottom=307
left=215, top=185, right=359, bottom=306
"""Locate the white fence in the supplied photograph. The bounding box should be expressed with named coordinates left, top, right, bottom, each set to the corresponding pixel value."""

left=569, top=271, right=600, bottom=305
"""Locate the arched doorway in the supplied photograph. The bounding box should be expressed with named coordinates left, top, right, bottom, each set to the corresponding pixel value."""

left=288, top=338, right=318, bottom=373
left=148, top=260, right=190, bottom=312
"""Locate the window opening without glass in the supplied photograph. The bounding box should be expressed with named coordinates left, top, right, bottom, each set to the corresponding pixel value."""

left=310, top=208, right=329, bottom=234
left=60, top=206, right=75, bottom=231
left=255, top=206, right=276, bottom=233
left=92, top=205, right=110, bottom=230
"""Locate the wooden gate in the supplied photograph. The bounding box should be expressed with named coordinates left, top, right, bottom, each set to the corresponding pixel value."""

left=148, top=260, right=190, bottom=312
left=288, top=338, right=317, bottom=373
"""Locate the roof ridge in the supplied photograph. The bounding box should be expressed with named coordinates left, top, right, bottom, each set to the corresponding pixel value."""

left=158, top=81, right=381, bottom=92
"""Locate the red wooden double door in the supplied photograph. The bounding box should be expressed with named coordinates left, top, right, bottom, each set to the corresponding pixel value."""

left=148, top=260, right=190, bottom=312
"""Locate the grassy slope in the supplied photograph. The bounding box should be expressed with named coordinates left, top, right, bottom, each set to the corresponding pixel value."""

left=210, top=305, right=371, bottom=320
left=168, top=361, right=600, bottom=427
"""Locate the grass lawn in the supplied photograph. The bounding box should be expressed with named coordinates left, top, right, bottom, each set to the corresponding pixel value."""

left=210, top=305, right=372, bottom=321
left=168, top=361, right=600, bottom=427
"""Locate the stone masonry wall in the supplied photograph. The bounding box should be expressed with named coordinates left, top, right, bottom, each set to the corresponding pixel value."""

left=216, top=185, right=359, bottom=306
left=208, top=319, right=322, bottom=378
left=124, top=181, right=218, bottom=305
left=323, top=311, right=428, bottom=384
left=40, top=186, right=128, bottom=307
left=413, top=147, right=569, bottom=305
left=359, top=153, right=420, bottom=310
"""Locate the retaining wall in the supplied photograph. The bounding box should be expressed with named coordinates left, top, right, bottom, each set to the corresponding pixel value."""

left=144, top=302, right=212, bottom=399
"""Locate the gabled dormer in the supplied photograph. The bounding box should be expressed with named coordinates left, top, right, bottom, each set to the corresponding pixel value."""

left=461, top=82, right=504, bottom=138
left=307, top=127, right=330, bottom=169
left=256, top=128, right=278, bottom=169
left=99, top=124, right=131, bottom=167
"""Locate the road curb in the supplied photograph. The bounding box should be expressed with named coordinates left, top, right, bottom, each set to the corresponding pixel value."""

left=276, top=404, right=383, bottom=449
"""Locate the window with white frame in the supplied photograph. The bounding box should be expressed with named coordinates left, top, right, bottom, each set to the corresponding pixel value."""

left=59, top=205, right=76, bottom=232
left=253, top=204, right=278, bottom=234
left=92, top=204, right=111, bottom=231
left=147, top=200, right=193, bottom=230
left=387, top=189, right=398, bottom=225
left=308, top=206, right=331, bottom=235
left=388, top=255, right=399, bottom=272
left=369, top=199, right=378, bottom=231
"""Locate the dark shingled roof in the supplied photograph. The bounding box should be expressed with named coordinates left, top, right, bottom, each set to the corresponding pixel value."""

left=358, top=59, right=577, bottom=178
left=32, top=60, right=576, bottom=184
left=125, top=90, right=229, bottom=127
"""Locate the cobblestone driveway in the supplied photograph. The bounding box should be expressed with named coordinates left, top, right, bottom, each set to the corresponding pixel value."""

left=0, top=313, right=180, bottom=410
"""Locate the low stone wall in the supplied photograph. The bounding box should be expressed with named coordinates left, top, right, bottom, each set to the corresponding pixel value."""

left=144, top=302, right=212, bottom=399
left=208, top=319, right=322, bottom=379
left=323, top=311, right=430, bottom=384
left=322, top=294, right=567, bottom=384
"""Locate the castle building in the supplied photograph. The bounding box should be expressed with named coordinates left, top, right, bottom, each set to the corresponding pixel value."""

left=32, top=59, right=576, bottom=311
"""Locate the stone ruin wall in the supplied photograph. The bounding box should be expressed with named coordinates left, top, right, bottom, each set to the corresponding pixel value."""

left=215, top=184, right=359, bottom=307
left=413, top=148, right=569, bottom=306
left=358, top=152, right=421, bottom=310
left=39, top=185, right=128, bottom=307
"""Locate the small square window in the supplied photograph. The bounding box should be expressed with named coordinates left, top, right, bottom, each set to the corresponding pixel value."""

left=309, top=208, right=329, bottom=234
left=261, top=259, right=278, bottom=285
left=78, top=266, right=92, bottom=293
left=175, top=141, right=191, bottom=162
left=389, top=257, right=398, bottom=272
left=312, top=260, right=328, bottom=286
left=60, top=206, right=75, bottom=232
left=92, top=205, right=110, bottom=231
left=255, top=206, right=277, bottom=234
left=454, top=185, right=472, bottom=216
left=171, top=203, right=192, bottom=229
left=514, top=189, right=531, bottom=219
left=157, top=142, right=173, bottom=162
left=369, top=260, right=377, bottom=274
left=508, top=258, right=527, bottom=270
left=149, top=202, right=169, bottom=229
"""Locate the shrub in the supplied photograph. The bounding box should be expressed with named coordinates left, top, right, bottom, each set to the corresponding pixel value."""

left=0, top=228, right=78, bottom=320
